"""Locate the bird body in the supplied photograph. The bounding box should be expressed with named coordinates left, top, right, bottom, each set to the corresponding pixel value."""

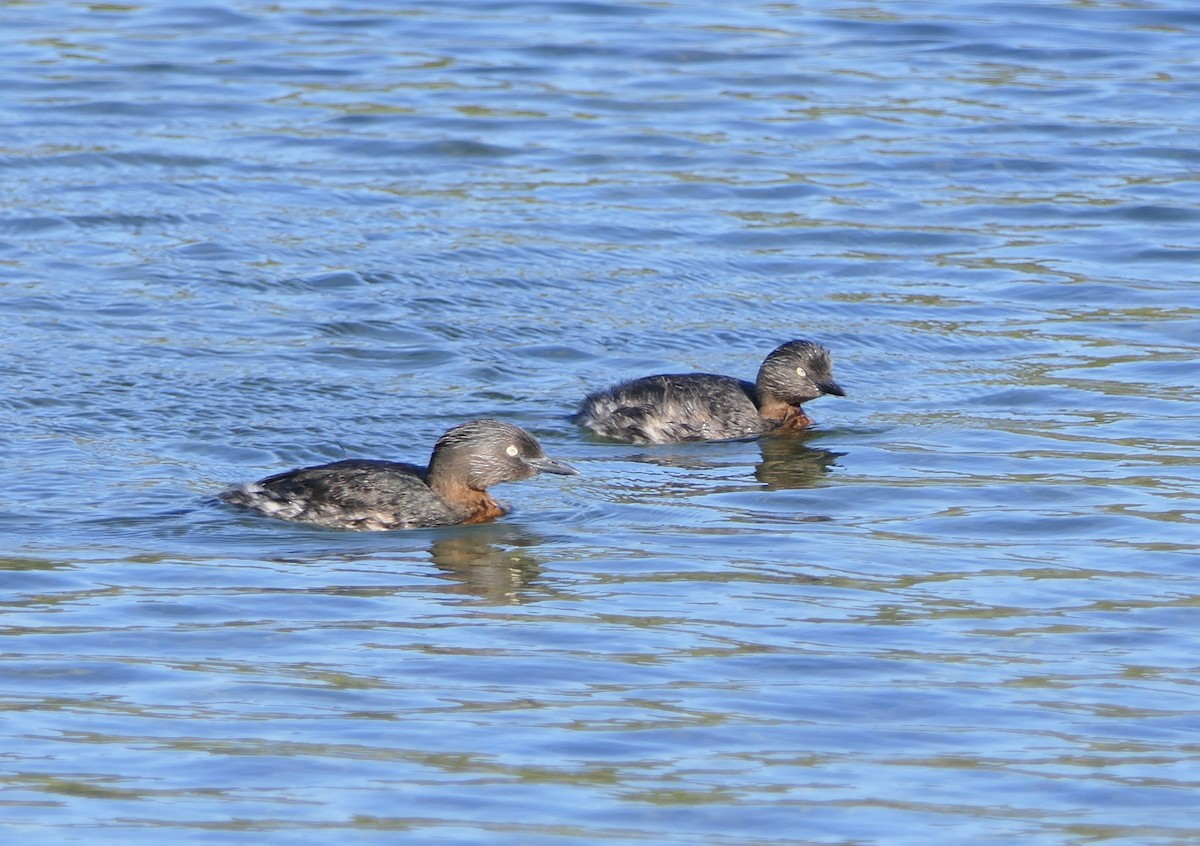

left=575, top=340, right=844, bottom=445
left=221, top=420, right=577, bottom=530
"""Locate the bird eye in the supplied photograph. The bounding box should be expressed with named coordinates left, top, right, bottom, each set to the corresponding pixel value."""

left=795, top=366, right=805, bottom=376
left=505, top=445, right=519, bottom=457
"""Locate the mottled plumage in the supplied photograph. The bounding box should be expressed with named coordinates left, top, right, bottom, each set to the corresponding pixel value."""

left=221, top=419, right=578, bottom=530
left=575, top=340, right=844, bottom=444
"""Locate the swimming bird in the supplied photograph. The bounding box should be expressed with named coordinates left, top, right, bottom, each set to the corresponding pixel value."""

left=220, top=419, right=578, bottom=530
left=574, top=340, right=844, bottom=444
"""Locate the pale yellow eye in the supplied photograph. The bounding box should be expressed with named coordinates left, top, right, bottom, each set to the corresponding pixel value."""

left=795, top=366, right=805, bottom=376
left=505, top=445, right=519, bottom=457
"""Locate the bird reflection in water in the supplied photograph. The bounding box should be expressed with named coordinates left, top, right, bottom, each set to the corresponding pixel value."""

left=620, top=431, right=843, bottom=490
left=753, top=433, right=844, bottom=490
left=427, top=527, right=550, bottom=604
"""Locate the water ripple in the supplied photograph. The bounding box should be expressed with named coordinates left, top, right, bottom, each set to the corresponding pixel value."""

left=1, top=1, right=1199, bottom=844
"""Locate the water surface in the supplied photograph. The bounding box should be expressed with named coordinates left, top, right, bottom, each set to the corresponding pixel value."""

left=2, top=2, right=1198, bottom=844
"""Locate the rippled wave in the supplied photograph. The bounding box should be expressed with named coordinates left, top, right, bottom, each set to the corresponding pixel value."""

left=1, top=1, right=1198, bottom=843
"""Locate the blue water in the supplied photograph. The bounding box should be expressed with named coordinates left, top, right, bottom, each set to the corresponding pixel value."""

left=2, top=1, right=1199, bottom=844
